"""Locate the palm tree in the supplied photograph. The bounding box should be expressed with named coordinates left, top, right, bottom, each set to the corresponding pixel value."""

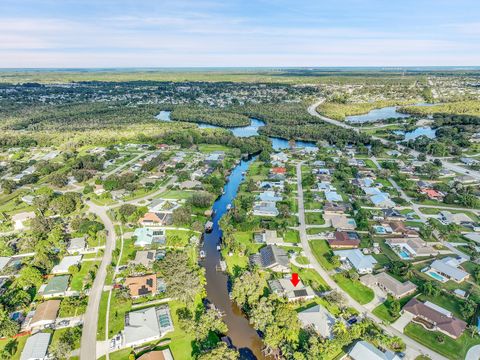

left=332, top=321, right=347, bottom=335
left=467, top=324, right=478, bottom=338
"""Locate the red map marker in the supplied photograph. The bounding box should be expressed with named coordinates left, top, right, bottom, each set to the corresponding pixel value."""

left=290, top=273, right=299, bottom=287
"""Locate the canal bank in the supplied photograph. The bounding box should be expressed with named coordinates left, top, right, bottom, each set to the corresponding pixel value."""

left=201, top=156, right=265, bottom=360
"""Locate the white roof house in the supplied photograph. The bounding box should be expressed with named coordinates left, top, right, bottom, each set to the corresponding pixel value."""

left=67, top=237, right=87, bottom=254
left=20, top=332, right=51, bottom=360
left=349, top=340, right=400, bottom=360
left=430, top=257, right=469, bottom=283
left=51, top=255, right=82, bottom=274
left=124, top=306, right=173, bottom=348
left=334, top=249, right=377, bottom=274
left=298, top=305, right=336, bottom=338
left=370, top=193, right=395, bottom=208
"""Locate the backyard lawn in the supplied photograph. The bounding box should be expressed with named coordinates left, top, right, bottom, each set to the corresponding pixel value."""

left=332, top=273, right=374, bottom=305
left=158, top=190, right=194, bottom=200
left=404, top=323, right=480, bottom=360
left=166, top=229, right=193, bottom=247
left=0, top=335, right=29, bottom=360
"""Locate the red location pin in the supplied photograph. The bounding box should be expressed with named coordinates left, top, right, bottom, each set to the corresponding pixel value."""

left=290, top=273, right=300, bottom=287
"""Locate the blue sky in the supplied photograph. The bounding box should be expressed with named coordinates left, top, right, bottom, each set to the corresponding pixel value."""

left=0, top=0, right=479, bottom=67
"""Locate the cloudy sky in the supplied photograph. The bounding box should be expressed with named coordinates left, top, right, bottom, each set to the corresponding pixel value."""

left=1, top=0, right=479, bottom=68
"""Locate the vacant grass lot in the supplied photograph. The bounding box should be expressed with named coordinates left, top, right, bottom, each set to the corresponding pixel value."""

left=71, top=260, right=101, bottom=291
left=305, top=212, right=325, bottom=225
left=404, top=323, right=480, bottom=360
left=332, top=273, right=374, bottom=305
left=309, top=240, right=335, bottom=270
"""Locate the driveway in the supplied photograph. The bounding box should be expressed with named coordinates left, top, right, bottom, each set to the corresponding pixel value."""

left=466, top=345, right=480, bottom=360
left=392, top=312, right=415, bottom=332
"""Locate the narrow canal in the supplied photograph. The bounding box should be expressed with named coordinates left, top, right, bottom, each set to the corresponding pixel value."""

left=156, top=111, right=316, bottom=358
left=201, top=157, right=265, bottom=360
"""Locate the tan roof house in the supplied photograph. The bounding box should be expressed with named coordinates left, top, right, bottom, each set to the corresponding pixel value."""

left=29, top=300, right=60, bottom=331
left=360, top=272, right=417, bottom=299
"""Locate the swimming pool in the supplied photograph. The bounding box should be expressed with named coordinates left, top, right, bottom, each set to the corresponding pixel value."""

left=398, top=251, right=411, bottom=260
left=426, top=271, right=447, bottom=282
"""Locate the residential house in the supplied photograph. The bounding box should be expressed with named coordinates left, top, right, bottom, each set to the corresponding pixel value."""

left=429, top=257, right=469, bottom=283
left=28, top=300, right=60, bottom=331
left=328, top=231, right=360, bottom=248
left=324, top=213, right=356, bottom=231
left=271, top=167, right=286, bottom=175
left=138, top=212, right=172, bottom=227
left=67, top=237, right=87, bottom=255
left=41, top=275, right=70, bottom=298
left=250, top=245, right=290, bottom=273
left=134, top=228, right=166, bottom=247
left=124, top=306, right=174, bottom=347
left=348, top=340, right=401, bottom=360
left=325, top=191, right=343, bottom=202
left=271, top=152, right=288, bottom=164
left=253, top=201, right=279, bottom=217
left=385, top=237, right=438, bottom=259
left=257, top=191, right=282, bottom=202
left=420, top=188, right=444, bottom=201
left=370, top=193, right=395, bottom=208
left=51, top=255, right=82, bottom=274
left=298, top=305, right=336, bottom=338
left=268, top=278, right=315, bottom=302
left=360, top=272, right=417, bottom=299
left=382, top=209, right=405, bottom=221
left=131, top=250, right=157, bottom=268
left=205, top=151, right=225, bottom=165
left=460, top=157, right=479, bottom=166
left=254, top=230, right=284, bottom=245
left=259, top=181, right=284, bottom=191
left=333, top=249, right=377, bottom=274
left=125, top=274, right=158, bottom=298
left=439, top=211, right=473, bottom=225
left=137, top=349, right=174, bottom=360
left=387, top=221, right=419, bottom=237
left=403, top=298, right=466, bottom=339
left=20, top=332, right=51, bottom=360
left=317, top=182, right=335, bottom=192
left=323, top=202, right=351, bottom=214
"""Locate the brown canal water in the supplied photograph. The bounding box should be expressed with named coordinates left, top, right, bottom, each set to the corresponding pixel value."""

left=201, top=156, right=266, bottom=360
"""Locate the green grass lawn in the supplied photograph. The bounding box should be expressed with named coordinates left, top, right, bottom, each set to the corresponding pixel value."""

left=158, top=190, right=194, bottom=200
left=332, top=273, right=374, bottom=305
left=404, top=323, right=480, bottom=360
left=51, top=326, right=82, bottom=350
left=305, top=212, right=325, bottom=225
left=232, top=231, right=263, bottom=254
left=71, top=260, right=101, bottom=291
left=283, top=230, right=300, bottom=243
left=166, top=229, right=193, bottom=247
left=372, top=302, right=399, bottom=324
left=291, top=265, right=330, bottom=292
left=198, top=144, right=231, bottom=153
left=307, top=227, right=334, bottom=235
left=0, top=335, right=29, bottom=360
left=309, top=240, right=335, bottom=270
left=295, top=256, right=309, bottom=265
left=97, top=290, right=111, bottom=340
left=304, top=201, right=322, bottom=210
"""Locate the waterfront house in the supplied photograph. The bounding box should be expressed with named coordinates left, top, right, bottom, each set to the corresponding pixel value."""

left=298, top=304, right=336, bottom=338
left=124, top=306, right=174, bottom=347
left=268, top=278, right=315, bottom=302
left=250, top=245, right=290, bottom=273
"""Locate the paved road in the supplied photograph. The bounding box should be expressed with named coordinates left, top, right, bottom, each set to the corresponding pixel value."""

left=307, top=99, right=480, bottom=180
left=466, top=345, right=480, bottom=360
left=80, top=202, right=116, bottom=360
left=295, top=161, right=448, bottom=360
